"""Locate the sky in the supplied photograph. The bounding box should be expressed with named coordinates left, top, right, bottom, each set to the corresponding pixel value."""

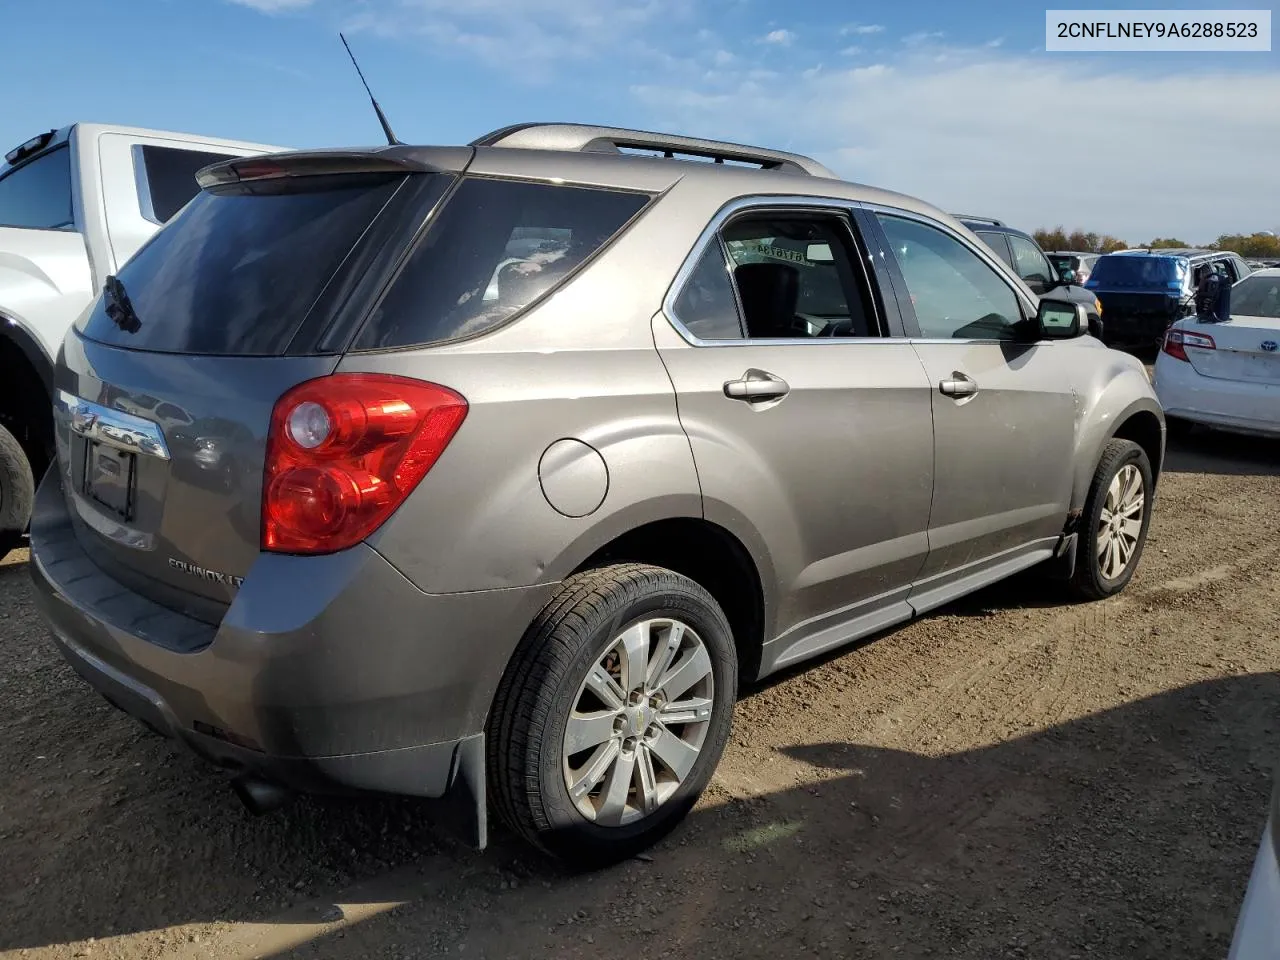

left=2, top=0, right=1277, bottom=242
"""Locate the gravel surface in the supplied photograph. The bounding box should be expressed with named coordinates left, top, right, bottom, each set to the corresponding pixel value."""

left=2, top=427, right=1278, bottom=960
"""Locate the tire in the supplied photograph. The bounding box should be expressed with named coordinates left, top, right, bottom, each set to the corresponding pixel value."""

left=487, top=562, right=738, bottom=868
left=1067, top=438, right=1154, bottom=602
left=0, top=421, right=35, bottom=560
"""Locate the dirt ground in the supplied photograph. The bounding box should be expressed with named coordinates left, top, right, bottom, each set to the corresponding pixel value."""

left=2, top=427, right=1278, bottom=960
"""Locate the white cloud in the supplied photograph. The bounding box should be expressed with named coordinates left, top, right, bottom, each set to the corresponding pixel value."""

left=842, top=23, right=885, bottom=36
left=985, top=36, right=1004, bottom=48
left=226, top=0, right=314, bottom=10
left=341, top=0, right=693, bottom=79
left=629, top=48, right=1280, bottom=241
left=225, top=0, right=1280, bottom=240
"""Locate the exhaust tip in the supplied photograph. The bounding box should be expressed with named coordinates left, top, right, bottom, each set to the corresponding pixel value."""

left=231, top=775, right=294, bottom=816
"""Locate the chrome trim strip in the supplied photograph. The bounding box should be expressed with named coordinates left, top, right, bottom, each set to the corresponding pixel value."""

left=56, top=390, right=171, bottom=461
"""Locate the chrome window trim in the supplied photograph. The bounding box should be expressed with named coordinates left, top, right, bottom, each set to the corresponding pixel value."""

left=55, top=389, right=171, bottom=460
left=862, top=201, right=1043, bottom=346
left=661, top=193, right=897, bottom=348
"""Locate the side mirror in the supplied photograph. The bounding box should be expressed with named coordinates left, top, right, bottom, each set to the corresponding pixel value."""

left=1036, top=299, right=1088, bottom=339
left=1059, top=267, right=1077, bottom=284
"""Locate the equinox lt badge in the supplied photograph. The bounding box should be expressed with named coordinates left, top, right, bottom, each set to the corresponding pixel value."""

left=167, top=557, right=244, bottom=588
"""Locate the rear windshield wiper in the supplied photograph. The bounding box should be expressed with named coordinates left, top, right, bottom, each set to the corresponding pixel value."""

left=103, top=275, right=142, bottom=334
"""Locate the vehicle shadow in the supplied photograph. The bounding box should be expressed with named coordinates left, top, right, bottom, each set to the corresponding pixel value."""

left=264, top=672, right=1279, bottom=960
left=3, top=666, right=1276, bottom=958
left=1164, top=429, right=1280, bottom=478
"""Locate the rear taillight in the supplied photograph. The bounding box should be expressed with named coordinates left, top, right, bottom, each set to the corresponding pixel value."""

left=262, top=374, right=468, bottom=554
left=1162, top=328, right=1216, bottom=362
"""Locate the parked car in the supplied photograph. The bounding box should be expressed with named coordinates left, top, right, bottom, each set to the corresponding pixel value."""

left=1046, top=251, right=1100, bottom=286
left=1152, top=267, right=1280, bottom=438
left=28, top=122, right=1165, bottom=866
left=0, top=123, right=282, bottom=558
left=1227, top=763, right=1279, bottom=959
left=956, top=216, right=1104, bottom=339
left=1084, top=248, right=1253, bottom=350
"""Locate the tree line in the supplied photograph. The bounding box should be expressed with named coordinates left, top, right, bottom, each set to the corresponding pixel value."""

left=1031, top=228, right=1280, bottom=259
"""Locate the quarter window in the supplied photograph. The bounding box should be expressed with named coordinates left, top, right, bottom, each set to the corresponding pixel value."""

left=135, top=145, right=237, bottom=223
left=877, top=213, right=1025, bottom=340
left=355, top=177, right=651, bottom=350
left=0, top=146, right=74, bottom=230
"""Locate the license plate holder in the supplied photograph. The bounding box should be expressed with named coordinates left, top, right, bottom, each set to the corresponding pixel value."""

left=84, top=441, right=136, bottom=520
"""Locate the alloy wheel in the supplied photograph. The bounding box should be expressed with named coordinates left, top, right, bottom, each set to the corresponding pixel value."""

left=1097, top=463, right=1145, bottom=581
left=562, top=618, right=715, bottom=827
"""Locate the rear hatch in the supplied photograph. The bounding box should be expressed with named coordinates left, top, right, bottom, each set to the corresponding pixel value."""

left=1085, top=255, right=1188, bottom=332
left=53, top=151, right=464, bottom=622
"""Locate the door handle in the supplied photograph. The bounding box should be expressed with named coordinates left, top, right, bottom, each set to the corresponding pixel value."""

left=938, top=373, right=978, bottom=398
left=724, top=369, right=790, bottom=402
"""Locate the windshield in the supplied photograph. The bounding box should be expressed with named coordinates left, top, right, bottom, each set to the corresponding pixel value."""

left=1231, top=274, right=1280, bottom=318
left=1087, top=255, right=1186, bottom=289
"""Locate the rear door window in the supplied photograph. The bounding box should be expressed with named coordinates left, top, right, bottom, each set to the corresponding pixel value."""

left=353, top=177, right=652, bottom=350
left=78, top=173, right=409, bottom=355
left=134, top=145, right=237, bottom=223
left=0, top=146, right=74, bottom=230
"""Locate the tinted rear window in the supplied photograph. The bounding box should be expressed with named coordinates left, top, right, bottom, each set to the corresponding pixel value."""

left=0, top=146, right=74, bottom=230
left=353, top=177, right=651, bottom=350
left=78, top=173, right=406, bottom=355
left=135, top=144, right=237, bottom=223
left=1087, top=255, right=1186, bottom=288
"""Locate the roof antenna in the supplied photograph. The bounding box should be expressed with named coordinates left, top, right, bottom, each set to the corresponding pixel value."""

left=339, top=32, right=401, bottom=145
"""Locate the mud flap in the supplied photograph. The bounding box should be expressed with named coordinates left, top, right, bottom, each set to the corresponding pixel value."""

left=438, top=732, right=488, bottom=850
left=1045, top=531, right=1079, bottom=581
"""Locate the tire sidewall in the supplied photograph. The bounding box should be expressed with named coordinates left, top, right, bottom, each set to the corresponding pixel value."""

left=0, top=422, right=35, bottom=555
left=1081, top=442, right=1153, bottom=597
left=534, top=586, right=737, bottom=861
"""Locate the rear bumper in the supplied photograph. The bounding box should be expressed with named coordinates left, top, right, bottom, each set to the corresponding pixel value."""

left=28, top=468, right=556, bottom=799
left=1153, top=355, right=1280, bottom=438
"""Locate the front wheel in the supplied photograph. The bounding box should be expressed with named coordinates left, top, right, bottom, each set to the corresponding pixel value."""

left=1068, top=439, right=1154, bottom=601
left=487, top=563, right=737, bottom=868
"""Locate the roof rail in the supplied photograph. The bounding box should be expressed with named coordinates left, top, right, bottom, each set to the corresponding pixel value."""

left=470, top=122, right=837, bottom=178
left=952, top=213, right=1004, bottom=227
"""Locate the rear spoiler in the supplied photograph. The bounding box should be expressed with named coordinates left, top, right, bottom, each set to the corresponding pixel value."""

left=196, top=147, right=474, bottom=188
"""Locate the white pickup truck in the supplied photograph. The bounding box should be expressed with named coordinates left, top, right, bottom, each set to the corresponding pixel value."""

left=0, top=123, right=282, bottom=557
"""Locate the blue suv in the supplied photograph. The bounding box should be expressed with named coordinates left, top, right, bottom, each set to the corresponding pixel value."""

left=1084, top=248, right=1252, bottom=349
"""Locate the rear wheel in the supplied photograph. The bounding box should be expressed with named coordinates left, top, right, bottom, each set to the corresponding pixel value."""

left=0, top=422, right=35, bottom=560
left=1068, top=439, right=1153, bottom=601
left=487, top=563, right=737, bottom=867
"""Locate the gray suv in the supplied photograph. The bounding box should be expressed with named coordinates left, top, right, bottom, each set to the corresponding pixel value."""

left=28, top=123, right=1165, bottom=866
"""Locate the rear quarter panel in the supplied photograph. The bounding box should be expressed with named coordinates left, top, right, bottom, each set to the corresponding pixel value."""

left=349, top=194, right=712, bottom=595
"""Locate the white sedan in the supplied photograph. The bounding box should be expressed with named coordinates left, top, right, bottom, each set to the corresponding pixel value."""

left=1152, top=268, right=1280, bottom=439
